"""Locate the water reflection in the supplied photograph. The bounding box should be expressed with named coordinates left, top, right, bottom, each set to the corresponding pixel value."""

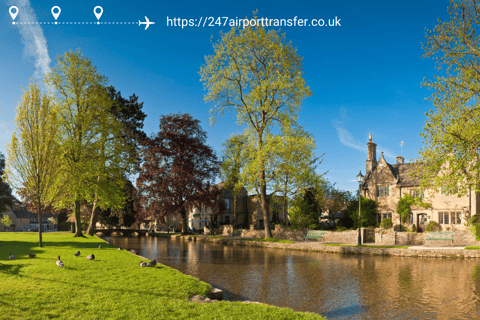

left=104, top=235, right=480, bottom=319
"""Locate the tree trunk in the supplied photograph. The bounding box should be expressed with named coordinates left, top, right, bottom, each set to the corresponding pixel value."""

left=74, top=200, right=85, bottom=237
left=261, top=171, right=272, bottom=238
left=232, top=195, right=237, bottom=230
left=283, top=173, right=289, bottom=225
left=37, top=198, right=43, bottom=247
left=181, top=208, right=187, bottom=234
left=86, top=198, right=98, bottom=236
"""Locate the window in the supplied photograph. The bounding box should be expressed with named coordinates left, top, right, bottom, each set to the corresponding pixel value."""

left=408, top=214, right=413, bottom=225
left=441, top=186, right=458, bottom=195
left=439, top=212, right=444, bottom=224
left=444, top=212, right=449, bottom=224
left=457, top=212, right=462, bottom=224
left=410, top=189, right=424, bottom=198
left=382, top=213, right=392, bottom=220
left=376, top=186, right=389, bottom=197
left=224, top=199, right=231, bottom=210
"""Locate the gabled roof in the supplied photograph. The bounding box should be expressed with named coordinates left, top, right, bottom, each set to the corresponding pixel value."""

left=362, top=160, right=423, bottom=188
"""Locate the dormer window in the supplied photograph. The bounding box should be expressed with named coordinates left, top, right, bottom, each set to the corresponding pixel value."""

left=376, top=186, right=389, bottom=197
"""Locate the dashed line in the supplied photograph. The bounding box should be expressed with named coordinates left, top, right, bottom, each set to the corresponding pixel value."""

left=12, top=21, right=138, bottom=25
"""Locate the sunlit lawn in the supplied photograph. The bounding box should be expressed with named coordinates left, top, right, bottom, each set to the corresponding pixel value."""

left=0, top=232, right=325, bottom=319
left=321, top=243, right=410, bottom=249
left=465, top=246, right=480, bottom=250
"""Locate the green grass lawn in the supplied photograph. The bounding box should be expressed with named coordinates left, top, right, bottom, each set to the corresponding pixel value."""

left=0, top=232, right=325, bottom=320
left=207, top=235, right=229, bottom=239
left=321, top=243, right=410, bottom=249
left=242, top=238, right=296, bottom=244
left=465, top=246, right=480, bottom=250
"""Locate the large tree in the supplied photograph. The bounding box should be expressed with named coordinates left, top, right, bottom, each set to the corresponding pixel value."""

left=6, top=81, right=59, bottom=246
left=44, top=50, right=134, bottom=237
left=220, top=133, right=248, bottom=229
left=0, top=151, right=13, bottom=213
left=136, top=113, right=220, bottom=234
left=417, top=0, right=480, bottom=197
left=200, top=20, right=312, bottom=238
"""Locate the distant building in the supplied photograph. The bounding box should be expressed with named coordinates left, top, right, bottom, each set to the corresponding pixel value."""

left=0, top=205, right=57, bottom=232
left=361, top=134, right=476, bottom=231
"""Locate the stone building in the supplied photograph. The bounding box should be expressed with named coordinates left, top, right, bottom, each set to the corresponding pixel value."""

left=360, top=134, right=477, bottom=232
left=0, top=205, right=57, bottom=232
left=246, top=194, right=286, bottom=228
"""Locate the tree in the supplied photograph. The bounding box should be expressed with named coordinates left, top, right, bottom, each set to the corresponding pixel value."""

left=417, top=0, right=480, bottom=195
left=0, top=214, right=13, bottom=230
left=98, top=178, right=138, bottom=228
left=289, top=187, right=323, bottom=229
left=136, top=113, right=220, bottom=234
left=220, top=133, right=248, bottom=229
left=345, top=197, right=378, bottom=229
left=0, top=151, right=13, bottom=213
left=5, top=81, right=60, bottom=247
left=200, top=18, right=312, bottom=238
left=44, top=50, right=134, bottom=237
left=270, top=125, right=321, bottom=225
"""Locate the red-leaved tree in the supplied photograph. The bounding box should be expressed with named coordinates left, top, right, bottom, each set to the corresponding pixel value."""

left=136, top=113, right=220, bottom=234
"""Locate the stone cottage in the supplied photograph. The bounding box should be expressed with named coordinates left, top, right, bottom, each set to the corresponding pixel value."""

left=360, top=134, right=477, bottom=232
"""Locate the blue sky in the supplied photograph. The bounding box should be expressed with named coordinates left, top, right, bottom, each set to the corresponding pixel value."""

left=0, top=0, right=450, bottom=193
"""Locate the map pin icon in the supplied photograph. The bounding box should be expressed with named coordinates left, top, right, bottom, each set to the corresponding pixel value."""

left=9, top=6, right=19, bottom=20
left=51, top=6, right=61, bottom=20
left=94, top=6, right=103, bottom=20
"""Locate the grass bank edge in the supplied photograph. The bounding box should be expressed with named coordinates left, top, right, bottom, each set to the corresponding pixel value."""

left=0, top=232, right=326, bottom=319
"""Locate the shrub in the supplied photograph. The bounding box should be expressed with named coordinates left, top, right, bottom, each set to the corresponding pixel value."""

left=335, top=226, right=348, bottom=231
left=472, top=215, right=480, bottom=225
left=426, top=221, right=441, bottom=232
left=412, top=224, right=417, bottom=232
left=380, top=218, right=393, bottom=229
left=308, top=223, right=317, bottom=230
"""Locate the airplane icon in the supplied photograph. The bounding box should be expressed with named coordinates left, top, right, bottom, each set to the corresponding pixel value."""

left=139, top=16, right=155, bottom=30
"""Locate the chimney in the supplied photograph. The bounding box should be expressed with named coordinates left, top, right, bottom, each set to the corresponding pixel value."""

left=366, top=133, right=377, bottom=175
left=396, top=156, right=404, bottom=164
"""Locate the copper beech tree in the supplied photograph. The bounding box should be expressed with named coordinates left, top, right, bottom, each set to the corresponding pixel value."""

left=136, top=113, right=220, bottom=234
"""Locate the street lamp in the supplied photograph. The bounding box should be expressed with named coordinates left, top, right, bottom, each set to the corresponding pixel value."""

left=356, top=170, right=364, bottom=246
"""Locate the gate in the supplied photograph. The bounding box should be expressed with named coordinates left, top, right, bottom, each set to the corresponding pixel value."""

left=364, top=229, right=375, bottom=243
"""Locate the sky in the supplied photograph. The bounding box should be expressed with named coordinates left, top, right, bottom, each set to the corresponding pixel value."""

left=0, top=0, right=451, bottom=194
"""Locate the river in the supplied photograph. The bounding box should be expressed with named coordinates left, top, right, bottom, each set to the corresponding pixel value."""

left=104, top=235, right=480, bottom=319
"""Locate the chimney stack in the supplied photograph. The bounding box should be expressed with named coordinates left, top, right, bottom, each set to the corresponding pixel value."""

left=366, top=133, right=377, bottom=175
left=396, top=156, right=404, bottom=164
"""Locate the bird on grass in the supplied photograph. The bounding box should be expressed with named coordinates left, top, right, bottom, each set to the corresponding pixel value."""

left=130, top=249, right=136, bottom=254
left=139, top=261, right=148, bottom=267
left=28, top=253, right=36, bottom=258
left=147, top=259, right=157, bottom=267
left=8, top=253, right=15, bottom=260
left=99, top=245, right=102, bottom=249
left=86, top=254, right=95, bottom=260
left=56, top=256, right=64, bottom=268
left=117, top=247, right=122, bottom=250
left=74, top=251, right=80, bottom=257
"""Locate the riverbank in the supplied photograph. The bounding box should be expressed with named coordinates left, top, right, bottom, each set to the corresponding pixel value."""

left=0, top=232, right=325, bottom=320
left=166, top=233, right=480, bottom=258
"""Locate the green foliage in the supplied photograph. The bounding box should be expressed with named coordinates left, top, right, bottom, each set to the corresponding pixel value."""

left=416, top=1, right=480, bottom=196
left=426, top=221, right=441, bottom=232
left=472, top=215, right=480, bottom=225
left=380, top=218, right=393, bottom=229
left=0, top=151, right=13, bottom=213
left=0, top=214, right=13, bottom=227
left=396, top=194, right=431, bottom=224
left=289, top=187, right=322, bottom=229
left=412, top=224, right=417, bottom=233
left=345, top=197, right=378, bottom=229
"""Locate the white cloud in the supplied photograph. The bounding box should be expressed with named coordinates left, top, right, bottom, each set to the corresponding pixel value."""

left=333, top=124, right=367, bottom=153
left=7, top=0, right=51, bottom=79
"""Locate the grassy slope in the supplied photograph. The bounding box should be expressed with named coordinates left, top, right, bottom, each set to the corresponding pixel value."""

left=0, top=233, right=325, bottom=320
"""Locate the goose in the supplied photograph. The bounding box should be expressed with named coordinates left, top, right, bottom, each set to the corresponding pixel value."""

left=117, top=247, right=122, bottom=250
left=74, top=251, right=80, bottom=257
left=130, top=249, right=136, bottom=254
left=28, top=253, right=36, bottom=258
left=56, top=256, right=64, bottom=268
left=147, top=259, right=157, bottom=267
left=139, top=261, right=148, bottom=267
left=98, top=245, right=102, bottom=249
left=8, top=253, right=15, bottom=260
left=86, top=254, right=95, bottom=260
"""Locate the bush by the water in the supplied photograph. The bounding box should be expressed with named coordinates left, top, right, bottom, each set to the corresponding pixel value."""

left=380, top=218, right=393, bottom=229
left=426, top=221, right=441, bottom=232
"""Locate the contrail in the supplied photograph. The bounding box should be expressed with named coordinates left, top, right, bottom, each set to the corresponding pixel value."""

left=7, top=0, right=52, bottom=79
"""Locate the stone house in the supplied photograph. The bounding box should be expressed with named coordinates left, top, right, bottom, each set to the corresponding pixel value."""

left=187, top=181, right=248, bottom=229
left=0, top=205, right=57, bottom=232
left=360, top=134, right=477, bottom=232
left=246, top=194, right=286, bottom=228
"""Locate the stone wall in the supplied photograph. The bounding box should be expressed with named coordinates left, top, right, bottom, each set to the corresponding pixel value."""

left=374, top=228, right=480, bottom=246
